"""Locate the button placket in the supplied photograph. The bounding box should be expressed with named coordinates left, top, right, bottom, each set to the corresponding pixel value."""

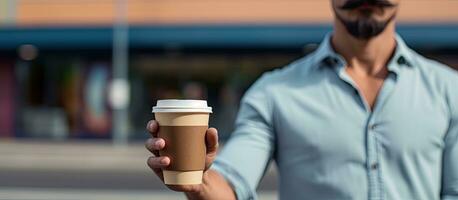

left=367, top=116, right=382, bottom=200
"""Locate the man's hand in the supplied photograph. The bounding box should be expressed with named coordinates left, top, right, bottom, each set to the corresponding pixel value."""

left=145, top=120, right=219, bottom=193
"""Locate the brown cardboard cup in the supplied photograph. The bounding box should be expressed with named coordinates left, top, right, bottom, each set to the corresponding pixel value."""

left=152, top=100, right=212, bottom=185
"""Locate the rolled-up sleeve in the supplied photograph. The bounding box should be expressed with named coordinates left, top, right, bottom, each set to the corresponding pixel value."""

left=441, top=78, right=458, bottom=200
left=211, top=73, right=275, bottom=200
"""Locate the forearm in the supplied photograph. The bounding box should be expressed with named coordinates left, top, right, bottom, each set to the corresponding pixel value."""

left=185, top=169, right=236, bottom=200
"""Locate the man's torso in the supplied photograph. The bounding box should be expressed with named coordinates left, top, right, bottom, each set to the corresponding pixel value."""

left=262, top=38, right=455, bottom=200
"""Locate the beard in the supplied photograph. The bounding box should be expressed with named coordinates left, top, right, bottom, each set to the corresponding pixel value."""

left=335, top=11, right=397, bottom=40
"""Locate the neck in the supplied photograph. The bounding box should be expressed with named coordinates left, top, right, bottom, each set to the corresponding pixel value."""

left=331, top=20, right=397, bottom=76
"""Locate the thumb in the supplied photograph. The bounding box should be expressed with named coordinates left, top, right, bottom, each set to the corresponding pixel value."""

left=204, top=128, right=219, bottom=170
left=205, top=128, right=219, bottom=154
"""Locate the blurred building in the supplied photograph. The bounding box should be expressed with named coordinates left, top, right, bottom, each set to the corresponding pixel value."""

left=0, top=0, right=457, bottom=141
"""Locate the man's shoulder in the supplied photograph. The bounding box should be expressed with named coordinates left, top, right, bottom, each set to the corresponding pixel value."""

left=410, top=50, right=458, bottom=84
left=408, top=50, right=458, bottom=110
left=255, top=53, right=318, bottom=86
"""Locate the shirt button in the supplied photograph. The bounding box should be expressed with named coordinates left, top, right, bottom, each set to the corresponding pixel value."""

left=368, top=124, right=376, bottom=130
left=371, top=163, right=379, bottom=170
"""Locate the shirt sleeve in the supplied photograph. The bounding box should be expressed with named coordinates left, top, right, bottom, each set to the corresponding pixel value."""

left=211, top=73, right=275, bottom=200
left=441, top=77, right=458, bottom=199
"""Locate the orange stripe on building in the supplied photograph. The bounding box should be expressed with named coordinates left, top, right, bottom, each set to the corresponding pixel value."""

left=15, top=0, right=458, bottom=26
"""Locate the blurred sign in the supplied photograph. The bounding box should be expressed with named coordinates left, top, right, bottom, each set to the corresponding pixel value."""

left=109, top=78, right=130, bottom=110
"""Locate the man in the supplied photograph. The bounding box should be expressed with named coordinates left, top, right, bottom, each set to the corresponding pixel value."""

left=145, top=0, right=458, bottom=199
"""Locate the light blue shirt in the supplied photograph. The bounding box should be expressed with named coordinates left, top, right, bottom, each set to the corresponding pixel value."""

left=211, top=33, right=458, bottom=200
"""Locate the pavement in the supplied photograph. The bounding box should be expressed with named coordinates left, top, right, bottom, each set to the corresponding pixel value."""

left=0, top=139, right=278, bottom=200
left=0, top=188, right=278, bottom=200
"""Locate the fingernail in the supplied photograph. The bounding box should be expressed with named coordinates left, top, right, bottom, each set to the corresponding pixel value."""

left=155, top=140, right=162, bottom=147
left=160, top=158, right=168, bottom=164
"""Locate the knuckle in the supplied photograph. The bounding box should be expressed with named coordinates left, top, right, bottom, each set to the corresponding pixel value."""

left=145, top=138, right=157, bottom=150
left=145, top=138, right=153, bottom=148
left=147, top=156, right=157, bottom=165
left=147, top=120, right=157, bottom=131
left=146, top=138, right=164, bottom=151
left=146, top=121, right=153, bottom=130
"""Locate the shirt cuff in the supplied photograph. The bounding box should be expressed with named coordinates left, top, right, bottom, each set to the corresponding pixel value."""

left=442, top=196, right=458, bottom=200
left=211, top=159, right=257, bottom=200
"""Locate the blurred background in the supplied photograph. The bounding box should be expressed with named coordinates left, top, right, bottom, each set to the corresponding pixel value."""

left=0, top=0, right=457, bottom=199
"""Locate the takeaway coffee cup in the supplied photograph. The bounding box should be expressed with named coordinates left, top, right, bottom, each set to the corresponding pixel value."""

left=152, top=99, right=212, bottom=185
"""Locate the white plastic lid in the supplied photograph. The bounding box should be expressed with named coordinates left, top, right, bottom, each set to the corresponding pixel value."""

left=152, top=99, right=212, bottom=113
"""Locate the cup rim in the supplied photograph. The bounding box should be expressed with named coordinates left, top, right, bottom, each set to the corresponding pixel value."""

left=152, top=108, right=212, bottom=113
left=152, top=99, right=212, bottom=113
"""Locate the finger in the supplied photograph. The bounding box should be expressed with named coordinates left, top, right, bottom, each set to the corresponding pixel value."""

left=153, top=167, right=164, bottom=182
left=167, top=184, right=202, bottom=193
left=145, top=138, right=165, bottom=156
left=205, top=128, right=219, bottom=154
left=147, top=156, right=170, bottom=168
left=146, top=156, right=168, bottom=181
left=146, top=120, right=159, bottom=137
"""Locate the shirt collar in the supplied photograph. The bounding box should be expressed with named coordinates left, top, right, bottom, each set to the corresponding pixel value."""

left=313, top=33, right=345, bottom=69
left=388, top=34, right=414, bottom=73
left=313, top=32, right=414, bottom=74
